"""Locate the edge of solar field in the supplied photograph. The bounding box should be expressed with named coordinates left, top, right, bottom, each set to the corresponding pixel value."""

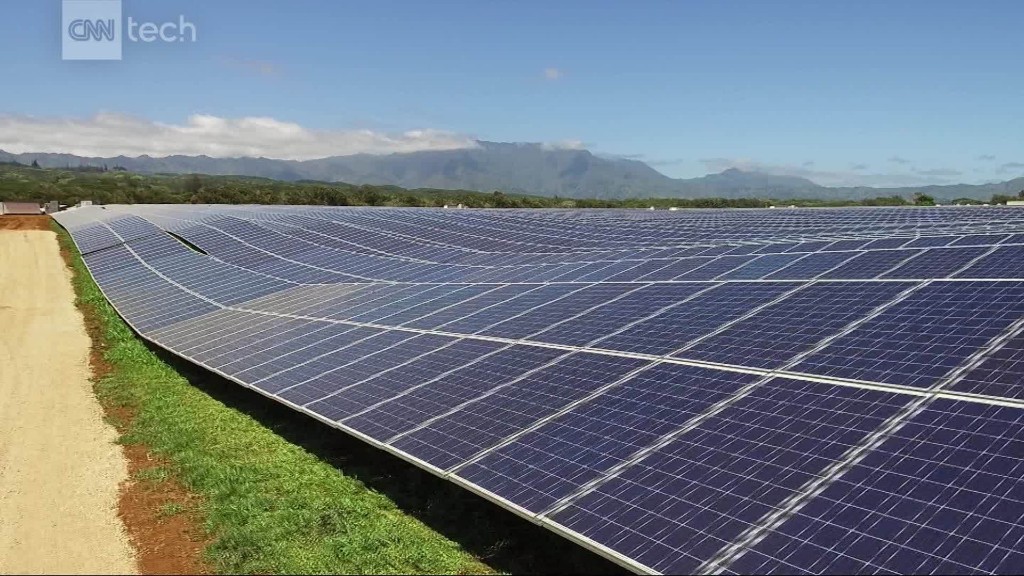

left=55, top=206, right=1024, bottom=575
left=53, top=218, right=662, bottom=575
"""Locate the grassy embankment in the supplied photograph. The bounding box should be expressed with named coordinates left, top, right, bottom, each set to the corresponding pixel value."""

left=56, top=223, right=611, bottom=574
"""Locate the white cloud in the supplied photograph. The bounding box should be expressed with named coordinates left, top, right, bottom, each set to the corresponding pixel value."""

left=541, top=139, right=586, bottom=150
left=700, top=157, right=965, bottom=187
left=543, top=67, right=564, bottom=80
left=0, top=113, right=478, bottom=160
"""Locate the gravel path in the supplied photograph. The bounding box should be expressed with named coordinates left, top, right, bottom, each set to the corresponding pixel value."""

left=0, top=228, right=138, bottom=574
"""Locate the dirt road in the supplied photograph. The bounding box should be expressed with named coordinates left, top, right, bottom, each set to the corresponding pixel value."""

left=0, top=226, right=138, bottom=574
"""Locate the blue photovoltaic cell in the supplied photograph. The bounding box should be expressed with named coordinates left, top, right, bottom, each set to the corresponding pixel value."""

left=816, top=249, right=921, bottom=279
left=956, top=245, right=1024, bottom=278
left=595, top=282, right=798, bottom=356
left=228, top=324, right=370, bottom=382
left=604, top=259, right=677, bottom=281
left=763, top=251, right=858, bottom=279
left=306, top=338, right=505, bottom=422
left=74, top=223, right=124, bottom=254
left=681, top=282, right=912, bottom=369
left=753, top=242, right=799, bottom=254
left=478, top=283, right=640, bottom=339
left=950, top=330, right=1024, bottom=400
left=529, top=283, right=708, bottom=347
left=716, top=253, right=805, bottom=280
left=187, top=316, right=310, bottom=364
left=550, top=379, right=909, bottom=575
left=276, top=333, right=453, bottom=405
left=722, top=244, right=764, bottom=256
left=391, top=353, right=649, bottom=470
left=126, top=233, right=195, bottom=261
left=949, top=233, right=1009, bottom=247
left=437, top=283, right=583, bottom=334
left=369, top=284, right=498, bottom=326
left=329, top=284, right=443, bottom=321
left=904, top=235, right=957, bottom=248
left=402, top=284, right=537, bottom=329
left=732, top=400, right=1024, bottom=575
left=881, top=246, right=989, bottom=279
left=211, top=321, right=350, bottom=373
left=345, top=346, right=567, bottom=441
left=252, top=329, right=410, bottom=394
left=860, top=237, right=910, bottom=250
left=573, top=260, right=646, bottom=282
left=692, top=245, right=736, bottom=257
left=783, top=241, right=832, bottom=253
left=822, top=239, right=872, bottom=251
left=148, top=308, right=252, bottom=349
left=632, top=257, right=714, bottom=281
left=673, top=255, right=756, bottom=280
left=793, top=281, right=1024, bottom=388
left=456, top=364, right=757, bottom=511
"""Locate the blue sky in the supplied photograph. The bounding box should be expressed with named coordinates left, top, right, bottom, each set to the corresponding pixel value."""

left=1, top=0, right=1022, bottom=186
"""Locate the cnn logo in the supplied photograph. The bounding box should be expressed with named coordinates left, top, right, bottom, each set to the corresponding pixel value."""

left=62, top=0, right=121, bottom=60
left=62, top=0, right=197, bottom=61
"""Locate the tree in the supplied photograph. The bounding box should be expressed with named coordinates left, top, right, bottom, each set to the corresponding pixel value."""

left=951, top=197, right=982, bottom=206
left=183, top=174, right=203, bottom=196
left=31, top=159, right=40, bottom=169
left=913, top=192, right=935, bottom=206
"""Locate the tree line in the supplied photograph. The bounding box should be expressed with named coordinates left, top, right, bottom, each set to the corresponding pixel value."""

left=1, top=164, right=1020, bottom=209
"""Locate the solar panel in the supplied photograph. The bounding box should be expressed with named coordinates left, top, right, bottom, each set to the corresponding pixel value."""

left=681, top=282, right=914, bottom=369
left=792, top=281, right=1024, bottom=388
left=731, top=399, right=1024, bottom=575
left=549, top=379, right=910, bottom=574
left=593, top=282, right=800, bottom=356
left=951, top=329, right=1024, bottom=400
left=456, top=363, right=759, bottom=511
left=55, top=205, right=1024, bottom=575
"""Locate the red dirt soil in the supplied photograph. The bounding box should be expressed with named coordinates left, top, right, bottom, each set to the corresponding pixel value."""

left=0, top=215, right=51, bottom=231
left=119, top=442, right=212, bottom=575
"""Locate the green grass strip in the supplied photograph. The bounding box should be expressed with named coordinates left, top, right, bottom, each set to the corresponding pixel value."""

left=55, top=223, right=493, bottom=575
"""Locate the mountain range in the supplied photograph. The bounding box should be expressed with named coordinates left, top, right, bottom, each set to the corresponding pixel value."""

left=2, top=142, right=1021, bottom=201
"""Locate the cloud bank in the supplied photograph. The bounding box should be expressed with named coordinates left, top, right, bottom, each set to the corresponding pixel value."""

left=0, top=113, right=478, bottom=160
left=541, top=139, right=586, bottom=150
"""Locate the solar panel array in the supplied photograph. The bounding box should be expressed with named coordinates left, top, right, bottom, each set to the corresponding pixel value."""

left=55, top=204, right=1024, bottom=575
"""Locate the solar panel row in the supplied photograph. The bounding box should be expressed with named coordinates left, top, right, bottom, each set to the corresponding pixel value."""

left=55, top=205, right=1024, bottom=574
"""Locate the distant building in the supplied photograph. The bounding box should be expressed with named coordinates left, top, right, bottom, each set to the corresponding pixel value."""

left=0, top=201, right=42, bottom=215
left=1007, top=200, right=1024, bottom=206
